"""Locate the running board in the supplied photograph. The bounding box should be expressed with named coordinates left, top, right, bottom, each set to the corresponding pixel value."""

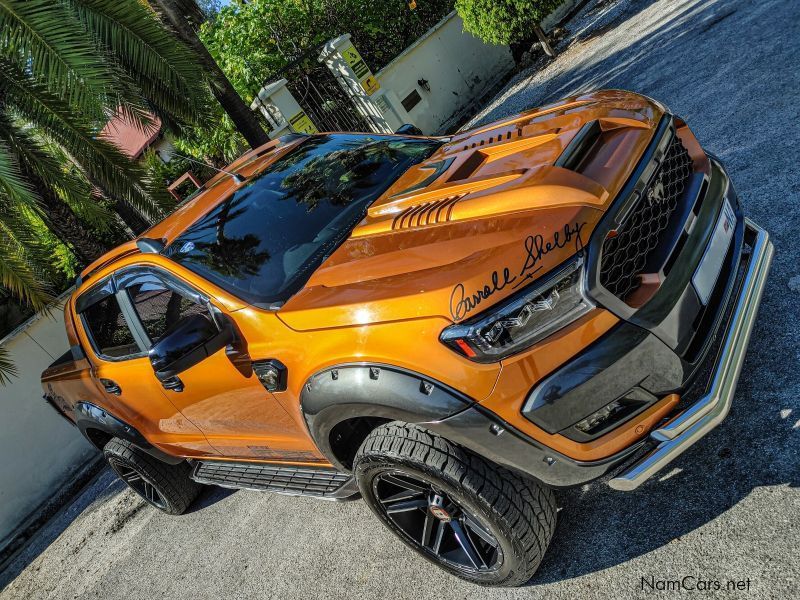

left=191, top=461, right=359, bottom=500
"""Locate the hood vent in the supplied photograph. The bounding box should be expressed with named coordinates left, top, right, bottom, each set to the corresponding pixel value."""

left=392, top=194, right=466, bottom=230
left=462, top=129, right=520, bottom=151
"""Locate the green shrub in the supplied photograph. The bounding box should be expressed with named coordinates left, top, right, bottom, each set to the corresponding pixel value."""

left=455, top=0, right=561, bottom=45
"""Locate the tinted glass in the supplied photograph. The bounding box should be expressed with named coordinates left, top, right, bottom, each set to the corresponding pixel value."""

left=126, top=275, right=209, bottom=345
left=82, top=295, right=139, bottom=358
left=163, top=134, right=440, bottom=306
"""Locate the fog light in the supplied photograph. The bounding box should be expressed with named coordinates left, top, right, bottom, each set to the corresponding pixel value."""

left=575, top=400, right=626, bottom=434
left=574, top=395, right=648, bottom=435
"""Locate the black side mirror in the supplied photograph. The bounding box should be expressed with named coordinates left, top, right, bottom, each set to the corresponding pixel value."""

left=396, top=123, right=423, bottom=136
left=149, top=313, right=233, bottom=380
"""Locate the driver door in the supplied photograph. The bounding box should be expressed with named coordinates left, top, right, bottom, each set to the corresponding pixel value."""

left=115, top=266, right=318, bottom=462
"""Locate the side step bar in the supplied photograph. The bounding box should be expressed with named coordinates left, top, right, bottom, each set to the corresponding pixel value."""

left=191, top=460, right=360, bottom=500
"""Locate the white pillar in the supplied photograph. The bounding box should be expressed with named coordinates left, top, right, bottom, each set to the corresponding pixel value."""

left=250, top=78, right=319, bottom=138
left=318, top=35, right=393, bottom=134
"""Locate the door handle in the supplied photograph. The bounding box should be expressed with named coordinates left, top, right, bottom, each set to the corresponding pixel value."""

left=100, top=378, right=121, bottom=395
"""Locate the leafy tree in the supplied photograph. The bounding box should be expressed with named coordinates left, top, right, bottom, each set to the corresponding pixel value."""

left=182, top=0, right=454, bottom=160
left=142, top=149, right=217, bottom=189
left=0, top=0, right=215, bottom=382
left=455, top=0, right=559, bottom=46
left=172, top=110, right=249, bottom=165
left=201, top=0, right=456, bottom=102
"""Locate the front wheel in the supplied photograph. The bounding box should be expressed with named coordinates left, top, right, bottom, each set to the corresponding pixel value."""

left=103, top=438, right=200, bottom=515
left=353, top=423, right=557, bottom=586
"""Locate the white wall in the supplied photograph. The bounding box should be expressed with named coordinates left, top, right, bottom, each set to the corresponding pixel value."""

left=0, top=301, right=95, bottom=551
left=373, top=12, right=514, bottom=134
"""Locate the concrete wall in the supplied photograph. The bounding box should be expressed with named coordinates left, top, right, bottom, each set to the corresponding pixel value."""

left=372, top=12, right=514, bottom=134
left=0, top=299, right=95, bottom=551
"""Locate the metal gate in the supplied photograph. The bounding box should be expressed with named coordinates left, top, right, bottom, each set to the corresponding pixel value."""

left=274, top=45, right=374, bottom=134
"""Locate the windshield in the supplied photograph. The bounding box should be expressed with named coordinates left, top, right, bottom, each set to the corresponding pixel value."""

left=163, top=134, right=441, bottom=307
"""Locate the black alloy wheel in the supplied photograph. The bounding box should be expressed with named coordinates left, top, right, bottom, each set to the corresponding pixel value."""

left=107, top=457, right=168, bottom=510
left=374, top=470, right=503, bottom=573
left=103, top=438, right=201, bottom=515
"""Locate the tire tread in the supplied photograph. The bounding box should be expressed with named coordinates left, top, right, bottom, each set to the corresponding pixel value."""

left=104, top=438, right=199, bottom=515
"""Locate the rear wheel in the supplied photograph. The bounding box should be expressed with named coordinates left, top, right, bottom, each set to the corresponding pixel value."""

left=353, top=422, right=557, bottom=586
left=103, top=438, right=200, bottom=515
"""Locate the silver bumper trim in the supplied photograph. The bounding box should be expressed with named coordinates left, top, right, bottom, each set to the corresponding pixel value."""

left=609, top=218, right=774, bottom=491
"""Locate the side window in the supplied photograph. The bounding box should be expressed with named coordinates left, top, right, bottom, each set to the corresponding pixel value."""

left=81, top=295, right=140, bottom=359
left=125, top=274, right=209, bottom=346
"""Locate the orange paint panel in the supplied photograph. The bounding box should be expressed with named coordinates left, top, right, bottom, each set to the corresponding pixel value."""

left=89, top=356, right=219, bottom=458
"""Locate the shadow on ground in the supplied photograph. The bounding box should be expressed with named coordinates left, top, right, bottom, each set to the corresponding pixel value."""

left=0, top=470, right=236, bottom=590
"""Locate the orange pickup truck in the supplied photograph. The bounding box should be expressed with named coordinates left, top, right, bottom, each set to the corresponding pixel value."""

left=41, top=90, right=773, bottom=586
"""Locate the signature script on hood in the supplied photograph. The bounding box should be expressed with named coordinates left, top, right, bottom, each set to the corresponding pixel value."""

left=449, top=221, right=587, bottom=322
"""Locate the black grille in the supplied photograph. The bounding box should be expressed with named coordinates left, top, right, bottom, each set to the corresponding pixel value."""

left=193, top=461, right=350, bottom=496
left=599, top=135, right=693, bottom=299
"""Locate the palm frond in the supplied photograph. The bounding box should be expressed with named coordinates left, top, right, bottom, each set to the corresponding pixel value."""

left=2, top=58, right=166, bottom=220
left=71, top=0, right=213, bottom=128
left=0, top=0, right=122, bottom=120
left=0, top=113, right=115, bottom=229
left=0, top=346, right=19, bottom=385
left=0, top=214, right=53, bottom=310
left=0, top=137, right=39, bottom=208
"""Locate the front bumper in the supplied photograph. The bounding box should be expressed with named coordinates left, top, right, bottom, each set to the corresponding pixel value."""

left=608, top=218, right=773, bottom=490
left=422, top=217, right=772, bottom=490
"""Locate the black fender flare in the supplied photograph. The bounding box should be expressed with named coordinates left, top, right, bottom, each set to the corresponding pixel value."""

left=300, top=364, right=640, bottom=488
left=300, top=363, right=474, bottom=469
left=74, top=402, right=183, bottom=465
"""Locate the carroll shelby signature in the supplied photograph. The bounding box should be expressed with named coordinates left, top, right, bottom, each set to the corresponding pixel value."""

left=449, top=221, right=587, bottom=322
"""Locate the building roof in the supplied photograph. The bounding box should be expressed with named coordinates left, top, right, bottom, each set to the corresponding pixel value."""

left=99, top=110, right=162, bottom=159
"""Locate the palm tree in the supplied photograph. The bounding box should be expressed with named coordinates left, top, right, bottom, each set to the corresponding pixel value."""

left=0, top=0, right=215, bottom=381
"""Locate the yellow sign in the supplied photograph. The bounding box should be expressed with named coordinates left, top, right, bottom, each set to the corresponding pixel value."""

left=288, top=111, right=318, bottom=134
left=342, top=46, right=364, bottom=70
left=360, top=75, right=380, bottom=96
left=342, top=44, right=379, bottom=95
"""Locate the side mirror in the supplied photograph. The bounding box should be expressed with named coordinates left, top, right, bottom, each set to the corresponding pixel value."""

left=396, top=123, right=423, bottom=136
left=149, top=313, right=233, bottom=380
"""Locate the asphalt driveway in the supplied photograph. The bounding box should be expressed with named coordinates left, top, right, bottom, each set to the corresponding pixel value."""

left=2, top=0, right=798, bottom=598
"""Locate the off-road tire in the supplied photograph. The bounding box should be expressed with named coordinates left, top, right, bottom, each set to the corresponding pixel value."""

left=103, top=438, right=200, bottom=515
left=353, top=422, right=557, bottom=586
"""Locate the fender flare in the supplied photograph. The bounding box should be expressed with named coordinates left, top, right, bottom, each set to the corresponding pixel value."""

left=300, top=363, right=474, bottom=469
left=300, top=363, right=637, bottom=488
left=74, top=402, right=183, bottom=465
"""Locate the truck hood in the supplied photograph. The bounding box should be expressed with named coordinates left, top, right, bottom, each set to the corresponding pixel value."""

left=278, top=90, right=664, bottom=331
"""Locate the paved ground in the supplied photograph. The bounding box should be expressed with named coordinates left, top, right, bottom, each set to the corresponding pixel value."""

left=2, top=0, right=799, bottom=598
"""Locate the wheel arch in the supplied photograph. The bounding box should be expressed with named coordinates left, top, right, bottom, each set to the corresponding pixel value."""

left=300, top=363, right=474, bottom=471
left=83, top=426, right=113, bottom=451
left=74, top=402, right=183, bottom=465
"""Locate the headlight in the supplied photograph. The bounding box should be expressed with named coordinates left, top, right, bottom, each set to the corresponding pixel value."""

left=440, top=255, right=594, bottom=362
